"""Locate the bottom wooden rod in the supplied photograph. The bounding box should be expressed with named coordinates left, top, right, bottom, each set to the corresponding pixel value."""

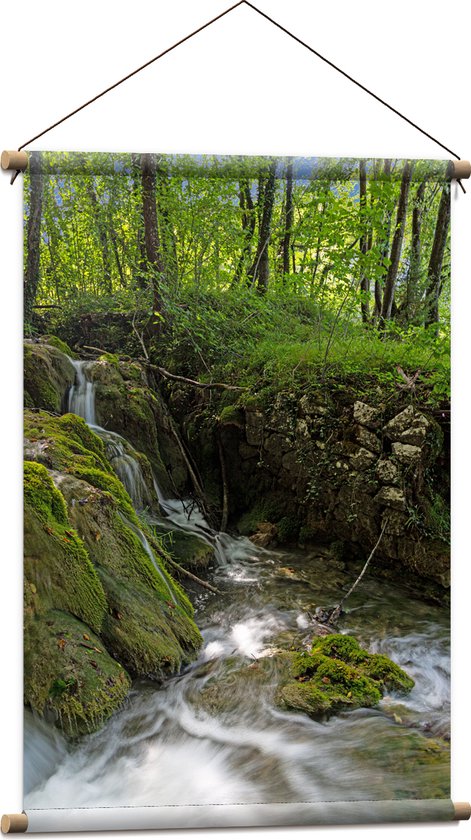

left=1, top=815, right=28, bottom=835
left=453, top=801, right=471, bottom=820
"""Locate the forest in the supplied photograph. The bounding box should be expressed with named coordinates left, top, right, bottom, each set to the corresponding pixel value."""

left=25, top=152, right=451, bottom=403
left=23, top=152, right=451, bottom=810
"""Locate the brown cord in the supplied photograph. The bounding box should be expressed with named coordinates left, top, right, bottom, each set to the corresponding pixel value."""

left=15, top=0, right=464, bottom=187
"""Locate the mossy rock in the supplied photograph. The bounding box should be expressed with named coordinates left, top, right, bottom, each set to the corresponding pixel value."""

left=39, top=334, right=76, bottom=358
left=87, top=358, right=187, bottom=496
left=23, top=412, right=203, bottom=733
left=153, top=525, right=214, bottom=570
left=24, top=341, right=75, bottom=412
left=24, top=609, right=131, bottom=739
left=24, top=462, right=107, bottom=633
left=276, top=634, right=414, bottom=718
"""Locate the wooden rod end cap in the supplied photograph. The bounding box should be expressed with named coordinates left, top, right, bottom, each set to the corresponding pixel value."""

left=453, top=802, right=471, bottom=820
left=452, top=160, right=471, bottom=180
left=1, top=814, right=28, bottom=834
left=1, top=151, right=28, bottom=172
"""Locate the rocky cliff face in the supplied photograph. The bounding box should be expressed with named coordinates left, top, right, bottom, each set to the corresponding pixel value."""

left=183, top=388, right=449, bottom=594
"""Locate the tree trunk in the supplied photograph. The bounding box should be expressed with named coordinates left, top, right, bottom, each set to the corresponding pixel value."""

left=359, top=159, right=370, bottom=323
left=85, top=178, right=112, bottom=294
left=404, top=181, right=426, bottom=323
left=424, top=183, right=451, bottom=328
left=141, top=153, right=165, bottom=330
left=131, top=153, right=148, bottom=290
left=24, top=151, right=44, bottom=323
left=281, top=158, right=294, bottom=277
left=233, top=179, right=255, bottom=285
left=156, top=158, right=179, bottom=285
left=249, top=160, right=277, bottom=293
left=380, top=161, right=413, bottom=325
left=374, top=159, right=392, bottom=318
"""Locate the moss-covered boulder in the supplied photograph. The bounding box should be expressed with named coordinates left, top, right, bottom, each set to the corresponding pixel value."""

left=276, top=634, right=414, bottom=718
left=24, top=340, right=75, bottom=412
left=24, top=410, right=202, bottom=736
left=85, top=357, right=188, bottom=497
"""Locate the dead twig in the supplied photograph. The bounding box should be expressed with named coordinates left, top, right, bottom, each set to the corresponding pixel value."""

left=164, top=555, right=222, bottom=595
left=323, top=519, right=389, bottom=624
left=145, top=362, right=247, bottom=392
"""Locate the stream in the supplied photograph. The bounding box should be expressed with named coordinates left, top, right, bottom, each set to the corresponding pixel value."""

left=24, top=359, right=450, bottom=808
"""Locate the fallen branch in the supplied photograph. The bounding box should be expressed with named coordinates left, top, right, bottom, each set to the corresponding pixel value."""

left=164, top=555, right=222, bottom=595
left=145, top=362, right=247, bottom=392
left=322, top=519, right=389, bottom=624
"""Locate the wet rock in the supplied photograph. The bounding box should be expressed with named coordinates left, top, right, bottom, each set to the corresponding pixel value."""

left=374, top=486, right=406, bottom=511
left=245, top=408, right=265, bottom=446
left=239, top=441, right=259, bottom=460
left=353, top=401, right=380, bottom=429
left=355, top=425, right=382, bottom=454
left=250, top=521, right=278, bottom=548
left=376, top=459, right=401, bottom=486
left=384, top=406, right=430, bottom=446
left=349, top=447, right=377, bottom=471
left=392, top=442, right=422, bottom=464
left=24, top=340, right=75, bottom=412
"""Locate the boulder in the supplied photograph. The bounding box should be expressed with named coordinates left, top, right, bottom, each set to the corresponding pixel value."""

left=24, top=341, right=75, bottom=412
left=383, top=406, right=431, bottom=447
left=374, top=486, right=406, bottom=511
left=23, top=410, right=202, bottom=737
left=355, top=425, right=382, bottom=454
left=353, top=401, right=380, bottom=429
left=376, top=459, right=401, bottom=486
left=349, top=447, right=377, bottom=471
left=392, top=442, right=422, bottom=464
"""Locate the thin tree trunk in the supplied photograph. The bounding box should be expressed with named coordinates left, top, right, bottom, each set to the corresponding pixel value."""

left=141, top=153, right=165, bottom=331
left=424, top=183, right=451, bottom=328
left=281, top=158, right=294, bottom=277
left=24, top=151, right=44, bottom=323
left=380, top=161, right=413, bottom=325
left=359, top=159, right=370, bottom=323
left=131, top=153, right=148, bottom=290
left=404, top=181, right=426, bottom=323
left=233, top=180, right=255, bottom=285
left=374, top=159, right=392, bottom=318
left=249, top=160, right=277, bottom=293
left=85, top=178, right=112, bottom=294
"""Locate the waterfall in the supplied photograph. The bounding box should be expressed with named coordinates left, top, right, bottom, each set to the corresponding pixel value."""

left=67, top=359, right=152, bottom=510
left=68, top=360, right=96, bottom=424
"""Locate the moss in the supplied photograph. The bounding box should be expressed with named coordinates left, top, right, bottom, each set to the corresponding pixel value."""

left=24, top=609, right=131, bottom=738
left=41, top=335, right=75, bottom=358
left=24, top=342, right=75, bottom=412
left=24, top=411, right=139, bottom=522
left=98, top=352, right=120, bottom=369
left=276, top=634, right=414, bottom=718
left=151, top=525, right=214, bottom=570
left=276, top=515, right=300, bottom=543
left=219, top=405, right=245, bottom=427
left=361, top=653, right=415, bottom=693
left=24, top=462, right=107, bottom=634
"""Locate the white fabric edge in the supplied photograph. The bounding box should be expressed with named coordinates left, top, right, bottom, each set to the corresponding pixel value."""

left=25, top=799, right=454, bottom=832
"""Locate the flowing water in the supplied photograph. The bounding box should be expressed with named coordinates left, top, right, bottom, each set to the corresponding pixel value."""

left=25, top=360, right=450, bottom=809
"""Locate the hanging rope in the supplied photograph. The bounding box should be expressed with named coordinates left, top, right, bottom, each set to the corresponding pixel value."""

left=11, top=0, right=465, bottom=187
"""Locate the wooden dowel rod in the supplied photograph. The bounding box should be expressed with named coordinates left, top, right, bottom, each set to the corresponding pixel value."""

left=452, top=160, right=471, bottom=180
left=1, top=151, right=28, bottom=172
left=453, top=801, right=471, bottom=820
left=1, top=814, right=28, bottom=834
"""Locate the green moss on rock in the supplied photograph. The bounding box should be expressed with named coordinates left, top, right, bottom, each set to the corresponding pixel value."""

left=276, top=634, right=414, bottom=718
left=24, top=609, right=131, bottom=738
left=24, top=341, right=75, bottom=411
left=24, top=462, right=107, bottom=634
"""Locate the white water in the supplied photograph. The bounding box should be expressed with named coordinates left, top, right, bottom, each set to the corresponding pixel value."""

left=25, top=357, right=450, bottom=808
left=68, top=360, right=96, bottom=425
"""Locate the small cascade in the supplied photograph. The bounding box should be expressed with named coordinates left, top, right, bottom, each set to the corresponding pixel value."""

left=68, top=360, right=96, bottom=424
left=91, top=425, right=152, bottom=511
left=66, top=358, right=152, bottom=510
left=123, top=516, right=178, bottom=605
